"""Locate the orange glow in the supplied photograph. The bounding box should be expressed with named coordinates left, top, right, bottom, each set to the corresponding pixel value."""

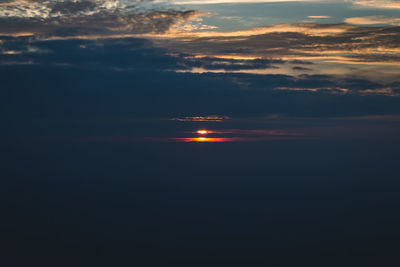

left=179, top=137, right=237, bottom=142
left=197, top=130, right=208, bottom=135
left=143, top=23, right=351, bottom=39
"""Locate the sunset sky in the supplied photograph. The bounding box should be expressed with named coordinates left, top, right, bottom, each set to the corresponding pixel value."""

left=2, top=1, right=400, bottom=266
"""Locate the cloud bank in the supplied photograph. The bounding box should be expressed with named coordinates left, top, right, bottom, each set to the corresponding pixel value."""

left=0, top=0, right=201, bottom=37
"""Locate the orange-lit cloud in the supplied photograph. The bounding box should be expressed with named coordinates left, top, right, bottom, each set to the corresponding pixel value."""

left=345, top=16, right=400, bottom=26
left=351, top=0, right=400, bottom=9
left=307, top=16, right=331, bottom=19
left=175, top=137, right=238, bottom=142
left=143, top=21, right=400, bottom=85
left=147, top=23, right=353, bottom=39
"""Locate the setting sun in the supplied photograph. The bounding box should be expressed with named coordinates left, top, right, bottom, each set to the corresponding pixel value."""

left=197, top=130, right=208, bottom=135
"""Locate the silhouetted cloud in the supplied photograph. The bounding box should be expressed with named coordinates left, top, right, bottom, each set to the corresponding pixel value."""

left=181, top=56, right=284, bottom=71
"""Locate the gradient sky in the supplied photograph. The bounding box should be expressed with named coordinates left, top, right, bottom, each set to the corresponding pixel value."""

left=2, top=1, right=400, bottom=266
left=2, top=0, right=400, bottom=127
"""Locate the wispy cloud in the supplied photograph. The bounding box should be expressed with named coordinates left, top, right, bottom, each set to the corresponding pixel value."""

left=307, top=16, right=331, bottom=19
left=345, top=16, right=400, bottom=26
left=350, top=0, right=400, bottom=9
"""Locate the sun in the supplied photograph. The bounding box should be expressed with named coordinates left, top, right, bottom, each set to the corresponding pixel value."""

left=197, top=130, right=208, bottom=135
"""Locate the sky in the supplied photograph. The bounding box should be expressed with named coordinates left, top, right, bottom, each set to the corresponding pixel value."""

left=1, top=1, right=400, bottom=266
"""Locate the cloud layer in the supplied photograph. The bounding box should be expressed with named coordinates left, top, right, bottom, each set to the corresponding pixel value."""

left=142, top=22, right=400, bottom=84
left=0, top=0, right=201, bottom=37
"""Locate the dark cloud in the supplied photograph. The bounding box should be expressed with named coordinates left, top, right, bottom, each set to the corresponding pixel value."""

left=182, top=57, right=283, bottom=71
left=0, top=0, right=199, bottom=37
left=0, top=37, right=182, bottom=70
left=289, top=60, right=314, bottom=65
left=292, top=66, right=312, bottom=71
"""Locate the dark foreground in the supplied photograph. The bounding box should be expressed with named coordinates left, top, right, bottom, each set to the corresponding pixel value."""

left=2, top=135, right=400, bottom=267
